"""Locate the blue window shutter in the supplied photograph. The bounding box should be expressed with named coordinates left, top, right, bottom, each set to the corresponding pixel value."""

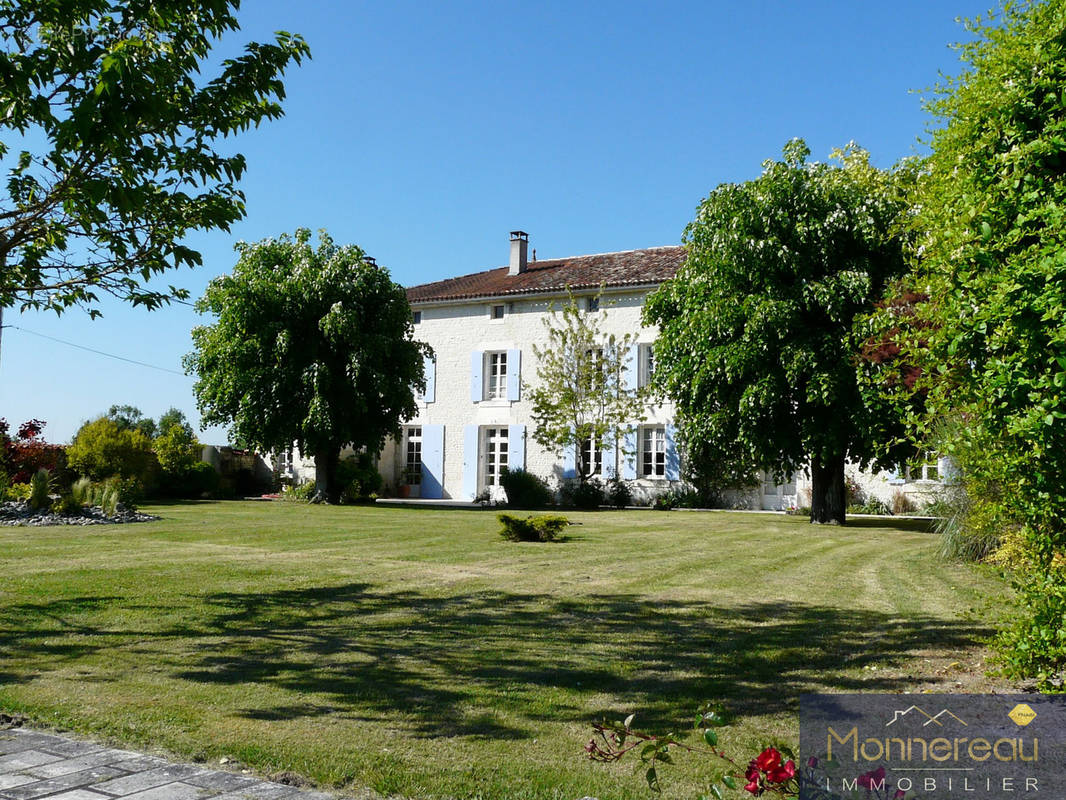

left=462, top=425, right=479, bottom=499
left=621, top=427, right=638, bottom=480
left=421, top=424, right=444, bottom=498
left=665, top=422, right=680, bottom=480
left=506, top=348, right=521, bottom=401
left=508, top=424, right=525, bottom=471
left=470, top=351, right=483, bottom=403
left=423, top=355, right=436, bottom=403
left=561, top=438, right=577, bottom=479
left=624, top=345, right=639, bottom=390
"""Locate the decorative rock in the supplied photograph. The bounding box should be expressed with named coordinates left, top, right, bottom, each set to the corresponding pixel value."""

left=0, top=501, right=159, bottom=527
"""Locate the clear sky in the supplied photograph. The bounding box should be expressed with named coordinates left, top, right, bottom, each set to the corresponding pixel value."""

left=0, top=0, right=981, bottom=444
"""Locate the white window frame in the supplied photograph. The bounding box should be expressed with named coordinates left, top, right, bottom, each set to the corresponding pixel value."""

left=403, top=426, right=422, bottom=485
left=485, top=351, right=508, bottom=400
left=640, top=425, right=666, bottom=479
left=907, top=451, right=941, bottom=482
left=277, top=447, right=294, bottom=475
left=482, top=426, right=509, bottom=488
left=580, top=433, right=604, bottom=478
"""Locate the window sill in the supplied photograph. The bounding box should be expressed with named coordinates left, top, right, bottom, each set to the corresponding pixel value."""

left=478, top=398, right=513, bottom=407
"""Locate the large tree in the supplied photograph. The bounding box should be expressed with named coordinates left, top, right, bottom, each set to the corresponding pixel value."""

left=0, top=0, right=309, bottom=316
left=644, top=140, right=914, bottom=524
left=528, top=291, right=651, bottom=482
left=896, top=0, right=1066, bottom=685
left=186, top=229, right=428, bottom=504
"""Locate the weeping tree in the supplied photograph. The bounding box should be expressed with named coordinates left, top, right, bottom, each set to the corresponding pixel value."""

left=186, top=229, right=428, bottom=503
left=645, top=140, right=915, bottom=524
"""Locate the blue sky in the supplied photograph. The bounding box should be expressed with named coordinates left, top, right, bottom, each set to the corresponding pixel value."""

left=1, top=1, right=981, bottom=444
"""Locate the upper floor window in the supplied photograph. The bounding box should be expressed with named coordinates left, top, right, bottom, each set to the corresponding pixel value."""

left=641, top=425, right=666, bottom=478
left=491, top=304, right=506, bottom=320
left=586, top=296, right=600, bottom=313
left=485, top=351, right=508, bottom=400
left=412, top=311, right=422, bottom=324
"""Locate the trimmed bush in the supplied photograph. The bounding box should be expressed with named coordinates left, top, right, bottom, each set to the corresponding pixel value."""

left=605, top=478, right=632, bottom=509
left=559, top=478, right=604, bottom=510
left=500, top=467, right=553, bottom=509
left=338, top=453, right=382, bottom=503
left=497, top=513, right=569, bottom=542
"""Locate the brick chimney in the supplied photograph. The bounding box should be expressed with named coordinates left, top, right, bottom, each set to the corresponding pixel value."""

left=509, top=231, right=529, bottom=276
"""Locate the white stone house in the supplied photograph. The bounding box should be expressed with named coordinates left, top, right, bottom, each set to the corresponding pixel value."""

left=276, top=231, right=949, bottom=509
left=375, top=231, right=687, bottom=502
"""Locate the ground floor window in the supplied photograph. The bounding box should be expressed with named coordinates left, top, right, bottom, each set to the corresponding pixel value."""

left=483, top=426, right=509, bottom=487
left=404, top=426, right=422, bottom=484
left=908, top=451, right=940, bottom=482
left=641, top=425, right=666, bottom=478
left=581, top=434, right=604, bottom=478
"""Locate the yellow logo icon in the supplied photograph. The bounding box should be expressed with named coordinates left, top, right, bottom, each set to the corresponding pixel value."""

left=1008, top=703, right=1037, bottom=726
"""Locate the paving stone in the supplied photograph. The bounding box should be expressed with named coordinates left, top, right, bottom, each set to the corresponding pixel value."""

left=92, top=766, right=205, bottom=797
left=35, top=743, right=104, bottom=760
left=184, top=774, right=257, bottom=792
left=209, top=783, right=299, bottom=800
left=24, top=752, right=128, bottom=779
left=2, top=766, right=125, bottom=800
left=120, top=782, right=218, bottom=800
left=40, top=791, right=110, bottom=800
left=0, top=751, right=65, bottom=774
left=105, top=757, right=166, bottom=773
left=0, top=775, right=38, bottom=791
left=0, top=735, right=65, bottom=758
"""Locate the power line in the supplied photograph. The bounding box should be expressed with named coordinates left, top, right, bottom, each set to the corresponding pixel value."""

left=1, top=324, right=187, bottom=376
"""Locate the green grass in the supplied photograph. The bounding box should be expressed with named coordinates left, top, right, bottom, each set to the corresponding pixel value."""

left=0, top=502, right=1006, bottom=799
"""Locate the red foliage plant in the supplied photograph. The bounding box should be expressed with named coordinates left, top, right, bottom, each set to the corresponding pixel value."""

left=0, top=418, right=66, bottom=483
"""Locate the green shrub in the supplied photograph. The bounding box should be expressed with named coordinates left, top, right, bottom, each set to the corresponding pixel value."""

left=67, top=417, right=155, bottom=482
left=497, top=513, right=569, bottom=542
left=51, top=494, right=84, bottom=515
left=499, top=467, right=553, bottom=509
left=605, top=478, right=632, bottom=508
left=182, top=460, right=220, bottom=498
left=28, top=468, right=52, bottom=511
left=559, top=478, right=604, bottom=509
left=280, top=480, right=316, bottom=502
left=8, top=482, right=31, bottom=501
left=337, top=453, right=382, bottom=503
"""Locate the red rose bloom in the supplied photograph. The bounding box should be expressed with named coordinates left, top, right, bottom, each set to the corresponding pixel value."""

left=744, top=778, right=762, bottom=796
left=767, top=759, right=796, bottom=784
left=754, top=747, right=782, bottom=772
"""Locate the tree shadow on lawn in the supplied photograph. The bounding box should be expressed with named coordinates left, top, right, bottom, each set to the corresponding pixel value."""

left=1, top=583, right=992, bottom=739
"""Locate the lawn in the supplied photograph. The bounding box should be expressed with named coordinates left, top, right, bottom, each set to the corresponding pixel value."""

left=0, top=502, right=1007, bottom=800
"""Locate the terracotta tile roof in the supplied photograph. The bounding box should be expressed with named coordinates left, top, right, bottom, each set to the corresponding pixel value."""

left=406, top=245, right=685, bottom=303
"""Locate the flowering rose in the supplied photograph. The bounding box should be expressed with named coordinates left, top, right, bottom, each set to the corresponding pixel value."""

left=754, top=747, right=782, bottom=772
left=767, top=759, right=796, bottom=784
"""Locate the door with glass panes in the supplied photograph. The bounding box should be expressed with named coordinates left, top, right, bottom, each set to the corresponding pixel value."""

left=481, top=426, right=508, bottom=499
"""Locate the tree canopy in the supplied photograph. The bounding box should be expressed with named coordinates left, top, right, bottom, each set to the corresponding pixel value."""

left=185, top=229, right=428, bottom=503
left=644, top=140, right=915, bottom=523
left=0, top=0, right=309, bottom=316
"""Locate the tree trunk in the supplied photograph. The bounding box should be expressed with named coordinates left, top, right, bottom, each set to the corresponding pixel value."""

left=809, top=452, right=846, bottom=525
left=311, top=447, right=341, bottom=504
